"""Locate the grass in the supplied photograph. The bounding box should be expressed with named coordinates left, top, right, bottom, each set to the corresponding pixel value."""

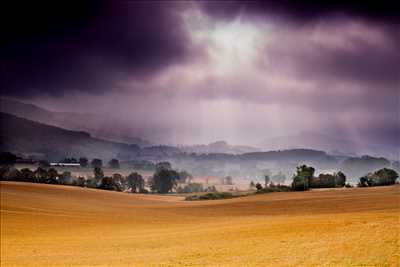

left=1, top=181, right=399, bottom=266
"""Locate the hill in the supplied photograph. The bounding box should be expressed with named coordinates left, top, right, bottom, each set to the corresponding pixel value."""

left=0, top=98, right=152, bottom=147
left=0, top=112, right=140, bottom=160
left=1, top=182, right=399, bottom=266
left=259, top=131, right=399, bottom=160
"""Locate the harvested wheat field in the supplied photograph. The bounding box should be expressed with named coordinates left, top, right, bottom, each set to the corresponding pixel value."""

left=1, top=182, right=399, bottom=266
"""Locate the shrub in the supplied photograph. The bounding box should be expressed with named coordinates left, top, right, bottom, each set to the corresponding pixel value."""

left=185, top=192, right=235, bottom=201
left=256, top=184, right=292, bottom=194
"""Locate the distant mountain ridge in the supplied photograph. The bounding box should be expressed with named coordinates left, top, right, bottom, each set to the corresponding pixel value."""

left=259, top=131, right=398, bottom=160
left=179, top=140, right=260, bottom=155
left=0, top=98, right=153, bottom=147
left=0, top=112, right=141, bottom=160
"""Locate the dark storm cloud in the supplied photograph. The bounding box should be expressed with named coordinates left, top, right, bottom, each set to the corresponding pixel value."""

left=0, top=1, right=191, bottom=96
left=200, top=0, right=400, bottom=23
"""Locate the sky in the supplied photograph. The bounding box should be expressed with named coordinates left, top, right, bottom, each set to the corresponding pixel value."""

left=1, top=1, right=399, bottom=150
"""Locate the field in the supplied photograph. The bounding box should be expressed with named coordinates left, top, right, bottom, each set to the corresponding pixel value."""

left=1, top=182, right=399, bottom=266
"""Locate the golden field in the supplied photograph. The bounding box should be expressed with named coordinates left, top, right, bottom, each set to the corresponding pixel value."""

left=1, top=182, right=399, bottom=266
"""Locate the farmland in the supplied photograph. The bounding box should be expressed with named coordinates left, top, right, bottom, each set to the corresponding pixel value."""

left=1, top=182, right=399, bottom=266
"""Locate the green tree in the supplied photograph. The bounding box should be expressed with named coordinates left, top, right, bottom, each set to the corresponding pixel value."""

left=47, top=168, right=59, bottom=184
left=59, top=171, right=72, bottom=185
left=155, top=161, right=172, bottom=171
left=3, top=168, right=21, bottom=181
left=150, top=168, right=179, bottom=193
left=335, top=171, right=346, bottom=187
left=34, top=167, right=48, bottom=183
left=292, top=165, right=315, bottom=191
left=127, top=172, right=144, bottom=193
left=94, top=167, right=104, bottom=183
left=20, top=168, right=35, bottom=182
left=360, top=168, right=398, bottom=186
left=112, top=173, right=125, bottom=191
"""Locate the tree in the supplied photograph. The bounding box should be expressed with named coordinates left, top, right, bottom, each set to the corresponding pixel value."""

left=112, top=173, right=125, bottom=191
left=0, top=166, right=9, bottom=180
left=127, top=172, right=144, bottom=193
left=91, top=158, right=103, bottom=168
left=74, top=176, right=86, bottom=187
left=47, top=168, right=59, bottom=184
left=155, top=161, right=172, bottom=171
left=34, top=167, right=48, bottom=183
left=79, top=157, right=89, bottom=167
left=335, top=171, right=346, bottom=187
left=93, top=167, right=104, bottom=182
left=108, top=159, right=120, bottom=169
left=359, top=168, right=399, bottom=186
left=0, top=152, right=17, bottom=166
left=292, top=165, right=315, bottom=191
left=99, top=177, right=115, bottom=191
left=20, top=168, right=35, bottom=182
left=59, top=171, right=72, bottom=185
left=2, top=168, right=21, bottom=181
left=150, top=168, right=179, bottom=193
left=255, top=183, right=263, bottom=191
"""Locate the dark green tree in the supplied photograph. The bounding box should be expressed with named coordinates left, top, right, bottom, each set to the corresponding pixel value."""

left=94, top=167, right=104, bottom=183
left=20, top=168, right=35, bottom=182
left=292, top=165, right=315, bottom=191
left=34, top=167, right=48, bottom=183
left=127, top=172, right=144, bottom=193
left=3, top=168, right=21, bottom=181
left=59, top=171, right=72, bottom=185
left=155, top=161, right=172, bottom=171
left=150, top=168, right=179, bottom=193
left=47, top=168, right=59, bottom=184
